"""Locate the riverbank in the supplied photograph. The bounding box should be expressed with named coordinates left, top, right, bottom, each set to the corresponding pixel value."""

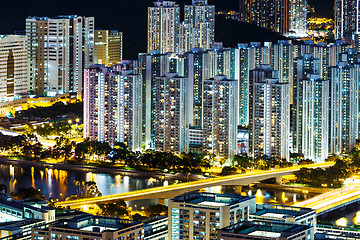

left=0, top=157, right=205, bottom=182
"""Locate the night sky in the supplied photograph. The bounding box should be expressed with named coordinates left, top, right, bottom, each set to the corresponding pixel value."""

left=0, top=0, right=332, bottom=58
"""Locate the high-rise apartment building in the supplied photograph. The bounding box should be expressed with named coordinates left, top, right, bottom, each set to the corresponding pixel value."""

left=204, top=44, right=235, bottom=80
left=292, top=54, right=321, bottom=154
left=148, top=1, right=180, bottom=53
left=154, top=73, right=189, bottom=153
left=184, top=0, right=215, bottom=51
left=168, top=192, right=256, bottom=240
left=288, top=0, right=308, bottom=37
left=83, top=65, right=142, bottom=150
left=335, top=0, right=360, bottom=39
left=329, top=62, right=359, bottom=154
left=26, top=15, right=94, bottom=96
left=302, top=75, right=329, bottom=162
left=0, top=35, right=27, bottom=103
left=249, top=78, right=290, bottom=161
left=239, top=0, right=289, bottom=35
left=139, top=51, right=168, bottom=149
left=202, top=75, right=238, bottom=162
left=235, top=42, right=272, bottom=126
left=271, top=40, right=295, bottom=87
left=184, top=49, right=205, bottom=127
left=94, top=30, right=123, bottom=66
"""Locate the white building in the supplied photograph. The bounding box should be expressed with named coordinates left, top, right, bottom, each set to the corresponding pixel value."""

left=83, top=65, right=142, bottom=149
left=184, top=0, right=215, bottom=51
left=202, top=75, right=238, bottom=163
left=329, top=62, right=359, bottom=154
left=288, top=0, right=308, bottom=37
left=148, top=1, right=180, bottom=53
left=26, top=15, right=94, bottom=97
left=168, top=192, right=256, bottom=240
left=334, top=0, right=360, bottom=39
left=153, top=73, right=189, bottom=153
left=302, top=75, right=329, bottom=162
left=250, top=78, right=290, bottom=161
left=0, top=35, right=27, bottom=103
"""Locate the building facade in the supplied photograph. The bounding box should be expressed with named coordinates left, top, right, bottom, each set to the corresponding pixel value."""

left=202, top=76, right=238, bottom=162
left=0, top=35, right=27, bottom=103
left=83, top=65, right=142, bottom=150
left=154, top=73, right=189, bottom=153
left=94, top=30, right=123, bottom=66
left=26, top=15, right=94, bottom=96
left=148, top=1, right=180, bottom=53
left=329, top=62, right=359, bottom=154
left=239, top=0, right=289, bottom=35
left=302, top=75, right=329, bottom=162
left=335, top=0, right=360, bottom=39
left=288, top=0, right=308, bottom=37
left=184, top=0, right=215, bottom=51
left=249, top=78, right=290, bottom=161
left=168, top=192, right=256, bottom=240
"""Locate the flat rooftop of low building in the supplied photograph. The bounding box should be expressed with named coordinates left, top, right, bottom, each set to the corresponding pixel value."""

left=0, top=198, right=51, bottom=213
left=253, top=204, right=315, bottom=219
left=170, top=192, right=255, bottom=207
left=0, top=219, right=44, bottom=231
left=51, top=213, right=142, bottom=233
left=219, top=220, right=310, bottom=238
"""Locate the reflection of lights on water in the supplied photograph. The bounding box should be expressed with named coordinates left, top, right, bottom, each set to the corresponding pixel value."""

left=86, top=172, right=96, bottom=182
left=255, top=189, right=263, bottom=197
left=336, top=217, right=348, bottom=227
left=293, top=194, right=296, bottom=203
left=31, top=167, right=36, bottom=188
left=163, top=180, right=169, bottom=186
left=282, top=192, right=288, bottom=202
left=9, top=165, right=14, bottom=178
left=123, top=176, right=129, bottom=185
left=40, top=170, right=44, bottom=180
left=115, top=175, right=122, bottom=185
left=148, top=178, right=156, bottom=185
left=354, top=211, right=360, bottom=225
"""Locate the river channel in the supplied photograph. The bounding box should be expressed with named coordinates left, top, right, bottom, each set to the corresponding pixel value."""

left=0, top=161, right=318, bottom=209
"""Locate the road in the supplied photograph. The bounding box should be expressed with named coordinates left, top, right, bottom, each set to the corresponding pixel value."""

left=57, top=162, right=334, bottom=210
left=294, top=178, right=360, bottom=213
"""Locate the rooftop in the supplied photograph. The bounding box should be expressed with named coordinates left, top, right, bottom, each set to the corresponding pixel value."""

left=254, top=204, right=315, bottom=219
left=171, top=192, right=255, bottom=207
left=51, top=214, right=142, bottom=233
left=219, top=220, right=310, bottom=238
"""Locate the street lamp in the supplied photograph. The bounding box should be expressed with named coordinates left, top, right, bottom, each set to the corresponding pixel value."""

left=68, top=119, right=72, bottom=124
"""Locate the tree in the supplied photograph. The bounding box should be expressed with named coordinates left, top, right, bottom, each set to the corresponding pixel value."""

left=97, top=199, right=128, bottom=217
left=132, top=213, right=147, bottom=221
left=145, top=204, right=168, bottom=217
left=11, top=187, right=46, bottom=201
left=219, top=166, right=238, bottom=176
left=233, top=155, right=253, bottom=169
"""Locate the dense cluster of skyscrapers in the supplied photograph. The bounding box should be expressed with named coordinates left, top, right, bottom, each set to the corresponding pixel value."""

left=81, top=0, right=360, bottom=164
left=1, top=0, right=360, bottom=164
